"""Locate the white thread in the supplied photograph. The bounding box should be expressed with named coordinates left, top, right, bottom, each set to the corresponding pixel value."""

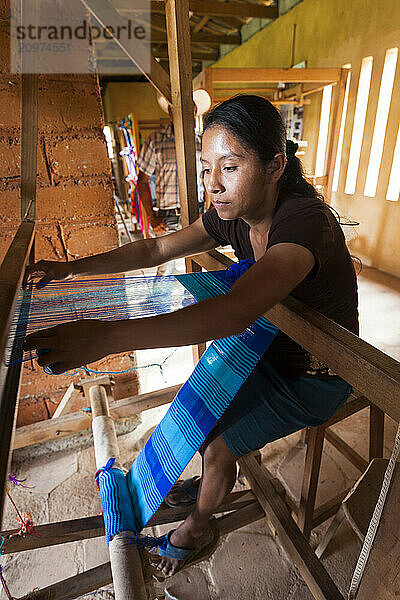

left=348, top=421, right=400, bottom=599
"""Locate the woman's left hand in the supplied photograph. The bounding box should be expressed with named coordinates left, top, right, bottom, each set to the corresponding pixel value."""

left=23, top=320, right=116, bottom=374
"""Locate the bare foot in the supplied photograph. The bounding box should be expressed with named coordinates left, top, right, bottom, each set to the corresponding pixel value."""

left=156, top=516, right=207, bottom=577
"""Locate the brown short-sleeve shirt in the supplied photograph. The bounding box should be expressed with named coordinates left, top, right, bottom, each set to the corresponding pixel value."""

left=202, top=196, right=359, bottom=377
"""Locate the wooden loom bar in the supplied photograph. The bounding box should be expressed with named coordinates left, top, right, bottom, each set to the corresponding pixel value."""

left=18, top=563, right=113, bottom=600
left=0, top=222, right=36, bottom=524
left=79, top=0, right=171, bottom=102
left=165, top=0, right=206, bottom=361
left=89, top=384, right=147, bottom=600
left=149, top=1, right=278, bottom=19
left=13, top=383, right=181, bottom=450
left=15, top=500, right=269, bottom=600
left=195, top=250, right=400, bottom=421
left=1, top=491, right=258, bottom=554
left=239, top=454, right=345, bottom=600
left=165, top=0, right=199, bottom=229
left=211, top=67, right=342, bottom=84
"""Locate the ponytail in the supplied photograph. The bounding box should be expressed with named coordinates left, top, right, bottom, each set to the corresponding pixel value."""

left=280, top=140, right=323, bottom=200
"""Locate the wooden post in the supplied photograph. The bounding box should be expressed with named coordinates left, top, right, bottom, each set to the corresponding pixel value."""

left=89, top=384, right=147, bottom=600
left=165, top=0, right=206, bottom=362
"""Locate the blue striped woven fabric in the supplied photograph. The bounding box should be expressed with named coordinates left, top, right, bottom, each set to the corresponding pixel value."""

left=119, top=262, right=278, bottom=536
left=96, top=262, right=279, bottom=541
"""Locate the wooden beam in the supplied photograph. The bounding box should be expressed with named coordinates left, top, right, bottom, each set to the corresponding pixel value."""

left=20, top=73, right=38, bottom=220
left=1, top=491, right=258, bottom=554
left=324, top=429, right=368, bottom=472
left=239, top=454, right=346, bottom=600
left=20, top=0, right=39, bottom=221
left=188, top=1, right=278, bottom=19
left=211, top=67, right=342, bottom=84
left=194, top=250, right=400, bottom=421
left=13, top=384, right=181, bottom=450
left=165, top=0, right=199, bottom=229
left=265, top=297, right=400, bottom=422
left=0, top=221, right=35, bottom=524
left=79, top=0, right=171, bottom=102
left=52, top=383, right=82, bottom=419
left=16, top=562, right=112, bottom=600
left=89, top=384, right=147, bottom=600
left=95, top=30, right=240, bottom=44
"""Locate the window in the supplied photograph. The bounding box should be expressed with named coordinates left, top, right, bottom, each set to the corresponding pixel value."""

left=345, top=56, right=373, bottom=195
left=332, top=67, right=351, bottom=192
left=364, top=48, right=398, bottom=197
left=315, top=85, right=333, bottom=177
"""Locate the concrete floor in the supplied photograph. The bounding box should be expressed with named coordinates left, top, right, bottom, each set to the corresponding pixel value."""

left=0, top=265, right=399, bottom=600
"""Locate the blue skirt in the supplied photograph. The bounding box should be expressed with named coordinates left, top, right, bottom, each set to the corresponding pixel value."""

left=205, top=359, right=352, bottom=458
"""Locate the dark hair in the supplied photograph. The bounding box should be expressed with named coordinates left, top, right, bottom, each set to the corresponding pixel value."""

left=203, top=94, right=322, bottom=201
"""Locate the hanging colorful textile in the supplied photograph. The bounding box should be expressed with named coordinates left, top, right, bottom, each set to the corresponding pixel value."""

left=119, top=116, right=143, bottom=232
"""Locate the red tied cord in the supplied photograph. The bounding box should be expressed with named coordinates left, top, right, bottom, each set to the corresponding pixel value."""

left=6, top=492, right=40, bottom=538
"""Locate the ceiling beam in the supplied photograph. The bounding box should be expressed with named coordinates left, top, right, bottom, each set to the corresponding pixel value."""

left=79, top=0, right=171, bottom=101
left=118, top=1, right=278, bottom=19
left=98, top=49, right=219, bottom=62
left=94, top=30, right=240, bottom=45
left=211, top=67, right=343, bottom=83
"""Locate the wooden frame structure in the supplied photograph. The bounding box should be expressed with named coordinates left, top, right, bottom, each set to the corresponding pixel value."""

left=1, top=2, right=399, bottom=599
left=193, top=66, right=349, bottom=202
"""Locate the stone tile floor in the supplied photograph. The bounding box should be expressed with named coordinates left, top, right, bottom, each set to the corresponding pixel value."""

left=0, top=266, right=399, bottom=600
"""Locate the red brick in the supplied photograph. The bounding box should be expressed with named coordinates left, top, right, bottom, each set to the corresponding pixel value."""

left=64, top=221, right=118, bottom=257
left=0, top=187, right=19, bottom=222
left=16, top=396, right=49, bottom=427
left=0, top=77, right=20, bottom=130
left=0, top=136, right=48, bottom=180
left=36, top=181, right=114, bottom=221
left=47, top=135, right=110, bottom=178
left=38, top=85, right=104, bottom=133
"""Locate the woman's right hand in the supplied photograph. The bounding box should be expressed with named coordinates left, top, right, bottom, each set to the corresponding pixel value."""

left=24, top=260, right=75, bottom=289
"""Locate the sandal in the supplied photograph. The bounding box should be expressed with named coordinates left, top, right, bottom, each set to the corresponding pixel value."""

left=163, top=476, right=201, bottom=508
left=155, top=517, right=219, bottom=576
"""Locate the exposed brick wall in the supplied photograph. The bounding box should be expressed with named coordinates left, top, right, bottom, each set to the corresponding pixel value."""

left=0, top=5, right=139, bottom=427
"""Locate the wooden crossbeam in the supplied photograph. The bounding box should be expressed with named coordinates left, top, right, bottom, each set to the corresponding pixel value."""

left=0, top=221, right=35, bottom=524
left=210, top=67, right=342, bottom=84
left=239, top=454, right=345, bottom=600
left=14, top=499, right=269, bottom=600
left=1, top=491, right=258, bottom=554
left=16, top=562, right=112, bottom=600
left=147, top=1, right=278, bottom=19
left=52, top=383, right=82, bottom=419
left=13, top=384, right=181, bottom=450
left=193, top=250, right=400, bottom=422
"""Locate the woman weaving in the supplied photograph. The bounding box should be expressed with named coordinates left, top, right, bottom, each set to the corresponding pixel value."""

left=25, top=95, right=358, bottom=577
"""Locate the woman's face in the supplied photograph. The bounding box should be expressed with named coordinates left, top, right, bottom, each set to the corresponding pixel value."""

left=201, top=125, right=275, bottom=222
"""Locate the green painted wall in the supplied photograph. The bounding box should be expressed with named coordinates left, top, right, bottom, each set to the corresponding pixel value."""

left=103, top=82, right=167, bottom=141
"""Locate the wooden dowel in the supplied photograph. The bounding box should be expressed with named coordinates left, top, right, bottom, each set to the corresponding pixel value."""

left=89, top=385, right=147, bottom=600
left=17, top=562, right=112, bottom=600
